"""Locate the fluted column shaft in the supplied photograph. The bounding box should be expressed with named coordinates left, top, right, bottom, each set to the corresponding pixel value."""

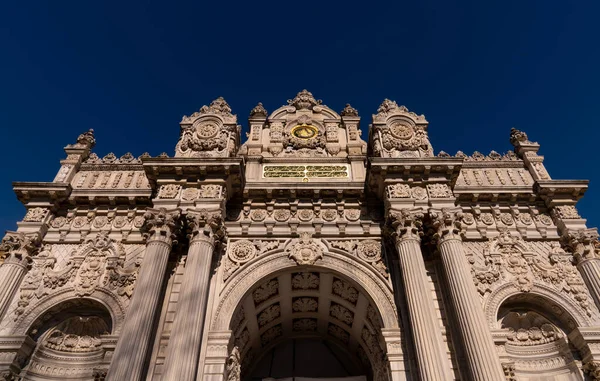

left=390, top=209, right=450, bottom=380
left=107, top=208, right=180, bottom=381
left=162, top=233, right=215, bottom=380
left=395, top=237, right=450, bottom=380
left=0, top=261, right=27, bottom=321
left=432, top=210, right=505, bottom=381
left=578, top=259, right=600, bottom=310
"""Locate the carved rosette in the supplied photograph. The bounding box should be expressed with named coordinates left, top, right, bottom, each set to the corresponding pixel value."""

left=141, top=208, right=182, bottom=245
left=287, top=232, right=323, bottom=265
left=387, top=209, right=424, bottom=242
left=0, top=232, right=38, bottom=266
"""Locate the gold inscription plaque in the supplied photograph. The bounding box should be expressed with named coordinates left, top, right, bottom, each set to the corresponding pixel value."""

left=263, top=165, right=349, bottom=181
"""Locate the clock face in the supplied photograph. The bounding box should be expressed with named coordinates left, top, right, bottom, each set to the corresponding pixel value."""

left=291, top=124, right=318, bottom=139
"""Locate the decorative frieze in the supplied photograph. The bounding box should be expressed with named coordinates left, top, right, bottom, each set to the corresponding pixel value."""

left=23, top=208, right=48, bottom=222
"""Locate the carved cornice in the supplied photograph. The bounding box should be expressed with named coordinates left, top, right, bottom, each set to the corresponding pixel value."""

left=387, top=209, right=424, bottom=242
left=141, top=208, right=182, bottom=245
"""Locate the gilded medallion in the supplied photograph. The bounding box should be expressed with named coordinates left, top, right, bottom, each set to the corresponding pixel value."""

left=291, top=124, right=318, bottom=139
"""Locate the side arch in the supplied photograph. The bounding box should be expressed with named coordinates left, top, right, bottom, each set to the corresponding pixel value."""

left=212, top=249, right=399, bottom=331
left=12, top=287, right=126, bottom=336
left=484, top=282, right=598, bottom=330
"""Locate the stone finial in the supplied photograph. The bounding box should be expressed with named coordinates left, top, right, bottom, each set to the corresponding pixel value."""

left=340, top=104, right=359, bottom=117
left=181, top=96, right=235, bottom=123
left=509, top=127, right=531, bottom=147
left=76, top=129, right=96, bottom=149
left=200, top=96, right=233, bottom=117
left=287, top=89, right=322, bottom=110
left=249, top=102, right=268, bottom=118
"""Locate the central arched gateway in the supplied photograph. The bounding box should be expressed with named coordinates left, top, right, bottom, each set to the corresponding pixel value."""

left=202, top=249, right=405, bottom=381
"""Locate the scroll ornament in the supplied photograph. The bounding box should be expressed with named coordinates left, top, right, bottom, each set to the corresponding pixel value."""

left=469, top=231, right=592, bottom=316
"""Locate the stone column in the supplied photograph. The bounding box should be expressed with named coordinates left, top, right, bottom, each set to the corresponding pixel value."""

left=389, top=209, right=451, bottom=380
left=162, top=210, right=222, bottom=381
left=0, top=232, right=36, bottom=321
left=566, top=229, right=600, bottom=311
left=106, top=208, right=181, bottom=381
left=430, top=208, right=505, bottom=381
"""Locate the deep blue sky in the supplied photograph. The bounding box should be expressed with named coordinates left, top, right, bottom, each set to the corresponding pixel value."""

left=1, top=1, right=599, bottom=233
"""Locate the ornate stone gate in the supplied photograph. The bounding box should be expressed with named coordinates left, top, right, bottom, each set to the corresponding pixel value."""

left=1, top=90, right=600, bottom=381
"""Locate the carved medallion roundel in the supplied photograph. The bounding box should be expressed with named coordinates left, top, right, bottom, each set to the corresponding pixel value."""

left=229, top=240, right=256, bottom=263
left=291, top=124, right=318, bottom=139
left=356, top=240, right=381, bottom=262
left=389, top=122, right=414, bottom=140
left=194, top=120, right=219, bottom=139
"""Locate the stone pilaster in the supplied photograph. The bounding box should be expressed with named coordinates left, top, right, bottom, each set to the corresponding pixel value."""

left=388, top=209, right=451, bottom=380
left=161, top=209, right=222, bottom=380
left=565, top=228, right=600, bottom=311
left=0, top=232, right=37, bottom=321
left=430, top=208, right=505, bottom=381
left=106, top=208, right=181, bottom=381
left=202, top=331, right=232, bottom=381
left=381, top=328, right=408, bottom=381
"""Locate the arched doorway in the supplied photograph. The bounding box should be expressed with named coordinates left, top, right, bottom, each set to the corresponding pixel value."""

left=228, top=269, right=389, bottom=381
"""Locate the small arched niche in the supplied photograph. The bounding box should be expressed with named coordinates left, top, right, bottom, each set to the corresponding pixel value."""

left=498, top=294, right=584, bottom=381
left=18, top=299, right=112, bottom=380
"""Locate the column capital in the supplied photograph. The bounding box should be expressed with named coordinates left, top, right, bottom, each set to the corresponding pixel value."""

left=142, top=207, right=182, bottom=245
left=186, top=209, right=223, bottom=244
left=387, top=209, right=424, bottom=241
left=0, top=232, right=39, bottom=266
left=564, top=228, right=599, bottom=262
left=429, top=207, right=465, bottom=244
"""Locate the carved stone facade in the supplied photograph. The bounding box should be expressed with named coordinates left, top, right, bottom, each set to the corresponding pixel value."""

left=1, top=91, right=599, bottom=381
